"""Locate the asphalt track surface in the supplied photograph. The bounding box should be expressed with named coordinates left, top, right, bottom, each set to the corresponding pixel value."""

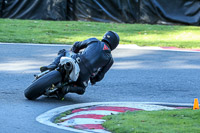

left=0, top=43, right=200, bottom=133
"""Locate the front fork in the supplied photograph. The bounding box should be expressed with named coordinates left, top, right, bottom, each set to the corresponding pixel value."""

left=34, top=70, right=50, bottom=80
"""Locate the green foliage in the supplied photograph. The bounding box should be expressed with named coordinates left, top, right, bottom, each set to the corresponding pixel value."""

left=102, top=109, right=200, bottom=133
left=0, top=19, right=199, bottom=48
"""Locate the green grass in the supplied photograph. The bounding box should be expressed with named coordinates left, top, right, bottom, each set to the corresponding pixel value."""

left=0, top=19, right=199, bottom=48
left=102, top=108, right=200, bottom=133
left=54, top=110, right=72, bottom=123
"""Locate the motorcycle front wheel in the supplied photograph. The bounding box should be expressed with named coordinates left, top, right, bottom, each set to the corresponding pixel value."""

left=24, top=70, right=62, bottom=100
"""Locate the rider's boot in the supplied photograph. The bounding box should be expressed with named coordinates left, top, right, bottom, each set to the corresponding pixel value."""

left=56, top=85, right=85, bottom=100
left=66, top=85, right=86, bottom=95
left=40, top=49, right=66, bottom=72
left=56, top=85, right=70, bottom=100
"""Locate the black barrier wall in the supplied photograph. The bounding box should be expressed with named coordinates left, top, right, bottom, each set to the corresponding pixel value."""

left=73, top=0, right=139, bottom=23
left=140, top=0, right=200, bottom=25
left=0, top=0, right=68, bottom=20
left=0, top=0, right=199, bottom=25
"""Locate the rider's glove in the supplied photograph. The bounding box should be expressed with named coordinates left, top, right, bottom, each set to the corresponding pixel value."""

left=58, top=49, right=66, bottom=55
left=71, top=41, right=81, bottom=53
left=90, top=77, right=96, bottom=85
left=90, top=72, right=104, bottom=85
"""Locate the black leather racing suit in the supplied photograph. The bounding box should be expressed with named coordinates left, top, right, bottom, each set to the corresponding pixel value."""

left=71, top=38, right=114, bottom=94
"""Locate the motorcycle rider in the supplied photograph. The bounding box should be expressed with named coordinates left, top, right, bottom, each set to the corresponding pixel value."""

left=40, top=31, right=120, bottom=99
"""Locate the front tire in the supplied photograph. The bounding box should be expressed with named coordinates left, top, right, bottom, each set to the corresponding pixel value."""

left=24, top=70, right=62, bottom=100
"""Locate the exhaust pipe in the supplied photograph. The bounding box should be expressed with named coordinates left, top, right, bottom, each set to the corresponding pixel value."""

left=64, top=62, right=72, bottom=71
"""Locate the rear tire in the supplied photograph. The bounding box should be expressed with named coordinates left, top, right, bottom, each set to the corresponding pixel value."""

left=24, top=70, right=62, bottom=100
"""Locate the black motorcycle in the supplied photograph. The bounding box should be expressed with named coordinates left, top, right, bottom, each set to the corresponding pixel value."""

left=24, top=52, right=80, bottom=100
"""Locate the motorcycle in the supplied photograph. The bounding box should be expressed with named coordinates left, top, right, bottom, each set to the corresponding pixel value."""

left=24, top=51, right=80, bottom=100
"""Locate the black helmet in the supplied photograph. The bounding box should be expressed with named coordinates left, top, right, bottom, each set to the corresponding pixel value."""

left=102, top=31, right=120, bottom=50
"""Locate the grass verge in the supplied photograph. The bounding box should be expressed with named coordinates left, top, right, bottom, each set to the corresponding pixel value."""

left=54, top=110, right=72, bottom=123
left=102, top=108, right=200, bottom=133
left=0, top=19, right=200, bottom=48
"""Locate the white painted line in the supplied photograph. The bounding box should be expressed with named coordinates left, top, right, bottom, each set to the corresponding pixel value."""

left=0, top=42, right=68, bottom=47
left=62, top=110, right=119, bottom=120
left=1, top=42, right=200, bottom=53
left=85, top=129, right=110, bottom=133
left=118, top=45, right=200, bottom=53
left=118, top=44, right=162, bottom=50
left=85, top=103, right=176, bottom=111
left=59, top=118, right=105, bottom=126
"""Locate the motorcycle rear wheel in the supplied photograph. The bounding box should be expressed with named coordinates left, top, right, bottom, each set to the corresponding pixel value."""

left=24, top=70, right=62, bottom=100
